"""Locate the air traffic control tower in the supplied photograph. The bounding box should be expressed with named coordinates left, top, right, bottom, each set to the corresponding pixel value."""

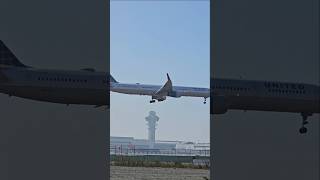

left=145, top=111, right=159, bottom=149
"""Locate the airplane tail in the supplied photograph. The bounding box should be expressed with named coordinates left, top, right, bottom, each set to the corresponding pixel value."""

left=109, top=75, right=118, bottom=83
left=0, top=40, right=28, bottom=67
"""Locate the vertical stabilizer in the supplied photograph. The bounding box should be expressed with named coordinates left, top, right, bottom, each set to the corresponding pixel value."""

left=109, top=75, right=118, bottom=83
left=0, top=40, right=27, bottom=67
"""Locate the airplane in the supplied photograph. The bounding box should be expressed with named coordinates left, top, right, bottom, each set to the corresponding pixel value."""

left=0, top=40, right=109, bottom=107
left=1, top=40, right=318, bottom=134
left=109, top=69, right=319, bottom=134
left=110, top=69, right=320, bottom=134
left=210, top=78, right=319, bottom=134
left=110, top=73, right=210, bottom=104
left=0, top=40, right=210, bottom=107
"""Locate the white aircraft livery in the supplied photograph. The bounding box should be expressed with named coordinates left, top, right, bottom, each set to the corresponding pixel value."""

left=1, top=40, right=319, bottom=133
left=110, top=73, right=210, bottom=104
left=211, top=78, right=319, bottom=134
left=110, top=67, right=319, bottom=134
left=110, top=71, right=319, bottom=133
left=0, top=40, right=108, bottom=106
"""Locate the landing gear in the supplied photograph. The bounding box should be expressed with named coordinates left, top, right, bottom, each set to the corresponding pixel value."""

left=299, top=127, right=307, bottom=134
left=203, top=98, right=207, bottom=104
left=299, top=113, right=311, bottom=134
left=150, top=99, right=156, bottom=103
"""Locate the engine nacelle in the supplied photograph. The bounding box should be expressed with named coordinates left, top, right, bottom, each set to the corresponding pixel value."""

left=152, top=95, right=166, bottom=101
left=157, top=96, right=166, bottom=101
left=211, top=96, right=228, bottom=114
left=167, top=91, right=181, bottom=98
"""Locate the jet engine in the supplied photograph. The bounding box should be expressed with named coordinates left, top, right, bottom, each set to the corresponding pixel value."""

left=151, top=95, right=166, bottom=102
left=157, top=96, right=166, bottom=102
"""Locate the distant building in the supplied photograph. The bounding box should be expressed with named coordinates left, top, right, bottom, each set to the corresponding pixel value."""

left=110, top=111, right=209, bottom=156
left=110, top=136, right=177, bottom=151
left=110, top=136, right=209, bottom=156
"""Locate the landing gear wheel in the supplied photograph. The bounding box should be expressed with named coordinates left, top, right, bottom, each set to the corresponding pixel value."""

left=150, top=100, right=156, bottom=103
left=203, top=98, right=207, bottom=104
left=299, top=113, right=311, bottom=134
left=299, top=127, right=307, bottom=134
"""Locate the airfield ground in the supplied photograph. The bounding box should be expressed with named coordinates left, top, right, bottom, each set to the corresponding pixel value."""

left=110, top=165, right=210, bottom=180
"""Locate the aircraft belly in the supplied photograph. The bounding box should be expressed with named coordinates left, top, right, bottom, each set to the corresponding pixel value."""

left=0, top=85, right=107, bottom=105
left=180, top=91, right=209, bottom=97
left=112, top=88, right=154, bottom=96
left=228, top=96, right=319, bottom=113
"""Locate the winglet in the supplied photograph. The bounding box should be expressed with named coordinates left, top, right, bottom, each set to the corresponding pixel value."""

left=109, top=74, right=118, bottom=83
left=166, top=73, right=171, bottom=81
left=154, top=73, right=173, bottom=97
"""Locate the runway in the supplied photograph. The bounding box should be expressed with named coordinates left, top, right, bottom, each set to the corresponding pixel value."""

left=110, top=166, right=209, bottom=180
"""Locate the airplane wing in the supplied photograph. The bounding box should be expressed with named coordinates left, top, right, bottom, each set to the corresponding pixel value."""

left=150, top=73, right=172, bottom=103
left=154, top=74, right=172, bottom=96
left=150, top=73, right=209, bottom=104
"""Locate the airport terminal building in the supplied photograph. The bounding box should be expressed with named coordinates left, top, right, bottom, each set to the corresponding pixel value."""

left=110, top=111, right=209, bottom=156
left=110, top=136, right=210, bottom=156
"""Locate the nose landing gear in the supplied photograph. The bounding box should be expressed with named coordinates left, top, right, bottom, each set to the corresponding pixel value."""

left=203, top=98, right=207, bottom=104
left=299, top=113, right=311, bottom=134
left=299, top=126, right=307, bottom=134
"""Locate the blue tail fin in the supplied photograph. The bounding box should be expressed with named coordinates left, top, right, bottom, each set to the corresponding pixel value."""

left=0, top=40, right=27, bottom=67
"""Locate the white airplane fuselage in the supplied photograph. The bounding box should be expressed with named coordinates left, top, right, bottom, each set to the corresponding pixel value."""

left=211, top=78, right=319, bottom=115
left=0, top=66, right=108, bottom=105
left=0, top=40, right=319, bottom=130
left=111, top=82, right=209, bottom=98
left=110, top=74, right=319, bottom=119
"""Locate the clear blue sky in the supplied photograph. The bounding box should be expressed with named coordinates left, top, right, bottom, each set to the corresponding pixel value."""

left=110, top=1, right=210, bottom=142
